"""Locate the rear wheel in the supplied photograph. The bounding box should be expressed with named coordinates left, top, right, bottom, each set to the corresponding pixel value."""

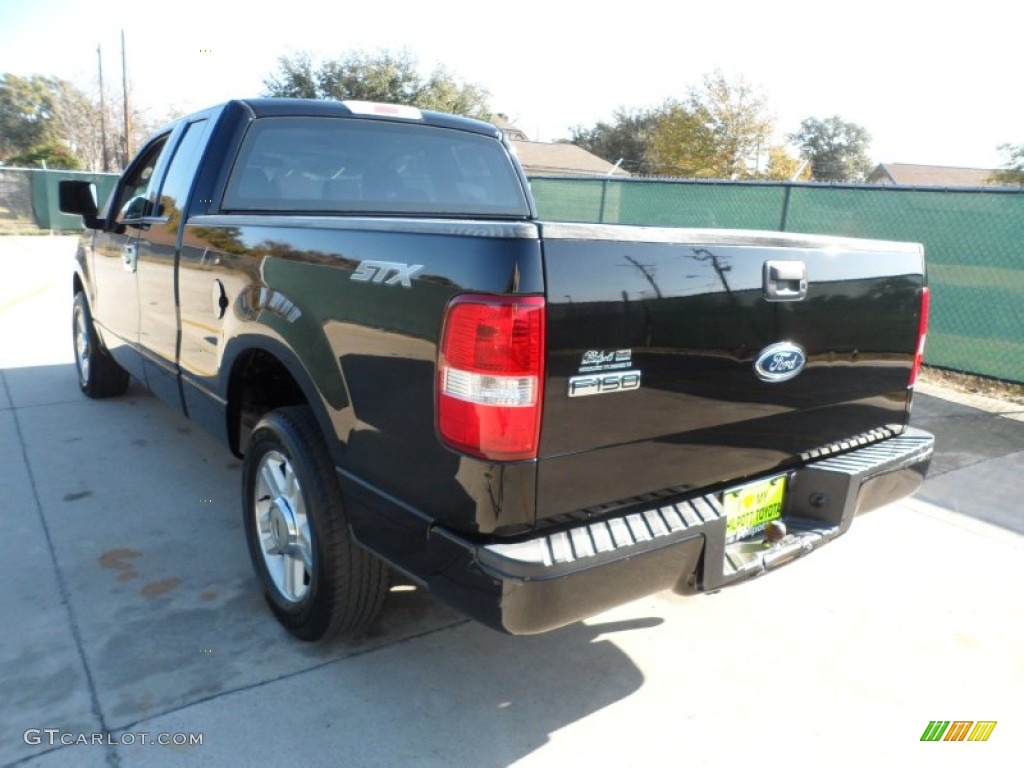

left=72, top=292, right=129, bottom=398
left=242, top=406, right=388, bottom=641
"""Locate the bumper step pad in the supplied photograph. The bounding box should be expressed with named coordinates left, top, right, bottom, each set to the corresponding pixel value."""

left=482, top=428, right=933, bottom=586
left=439, top=427, right=933, bottom=633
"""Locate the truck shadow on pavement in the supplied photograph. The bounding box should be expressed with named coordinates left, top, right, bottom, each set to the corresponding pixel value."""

left=1, top=361, right=654, bottom=766
left=909, top=394, right=1024, bottom=534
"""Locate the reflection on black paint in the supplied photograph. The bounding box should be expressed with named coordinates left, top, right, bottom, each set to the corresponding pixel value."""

left=179, top=219, right=544, bottom=535
left=537, top=236, right=924, bottom=521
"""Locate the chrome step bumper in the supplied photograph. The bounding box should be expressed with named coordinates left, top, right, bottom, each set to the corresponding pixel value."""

left=428, top=428, right=935, bottom=634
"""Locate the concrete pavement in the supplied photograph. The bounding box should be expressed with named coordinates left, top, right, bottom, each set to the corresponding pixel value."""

left=1, top=236, right=1021, bottom=767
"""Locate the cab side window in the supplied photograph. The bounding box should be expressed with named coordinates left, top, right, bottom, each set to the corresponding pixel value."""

left=114, top=136, right=170, bottom=224
left=154, top=119, right=210, bottom=231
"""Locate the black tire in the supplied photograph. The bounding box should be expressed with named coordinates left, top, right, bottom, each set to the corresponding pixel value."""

left=72, top=292, right=130, bottom=398
left=241, top=406, right=389, bottom=641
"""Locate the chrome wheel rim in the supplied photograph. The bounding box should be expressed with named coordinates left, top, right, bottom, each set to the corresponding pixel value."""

left=253, top=450, right=313, bottom=604
left=73, top=305, right=90, bottom=385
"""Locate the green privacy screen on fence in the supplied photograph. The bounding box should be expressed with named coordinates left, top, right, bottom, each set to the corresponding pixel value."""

left=529, top=177, right=1024, bottom=383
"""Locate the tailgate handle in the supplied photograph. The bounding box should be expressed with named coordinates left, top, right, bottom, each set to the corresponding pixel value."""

left=763, top=260, right=807, bottom=301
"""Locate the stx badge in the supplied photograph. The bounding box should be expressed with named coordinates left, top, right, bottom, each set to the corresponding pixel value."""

left=351, top=260, right=424, bottom=288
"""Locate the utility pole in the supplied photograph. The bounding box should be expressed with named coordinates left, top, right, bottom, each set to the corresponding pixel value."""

left=97, top=44, right=110, bottom=172
left=121, top=29, right=132, bottom=164
left=619, top=254, right=663, bottom=299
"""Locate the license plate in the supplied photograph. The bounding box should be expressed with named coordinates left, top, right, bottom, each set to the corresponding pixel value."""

left=723, top=475, right=786, bottom=543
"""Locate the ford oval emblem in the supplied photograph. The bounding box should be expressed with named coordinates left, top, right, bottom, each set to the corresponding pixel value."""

left=753, top=342, right=806, bottom=383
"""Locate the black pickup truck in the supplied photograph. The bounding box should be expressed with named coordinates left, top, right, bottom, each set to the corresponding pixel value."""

left=60, top=98, right=934, bottom=640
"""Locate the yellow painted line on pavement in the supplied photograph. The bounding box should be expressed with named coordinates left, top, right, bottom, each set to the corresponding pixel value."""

left=0, top=283, right=57, bottom=314
left=182, top=318, right=221, bottom=334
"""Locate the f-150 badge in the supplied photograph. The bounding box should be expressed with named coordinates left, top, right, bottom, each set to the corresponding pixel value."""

left=570, top=349, right=640, bottom=397
left=568, top=370, right=642, bottom=398
left=350, top=260, right=424, bottom=288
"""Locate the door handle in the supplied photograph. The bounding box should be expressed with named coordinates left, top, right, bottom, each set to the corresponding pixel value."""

left=122, top=243, right=138, bottom=273
left=763, top=260, right=807, bottom=301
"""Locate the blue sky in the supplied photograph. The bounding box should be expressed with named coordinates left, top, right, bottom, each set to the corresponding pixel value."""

left=0, top=0, right=1019, bottom=168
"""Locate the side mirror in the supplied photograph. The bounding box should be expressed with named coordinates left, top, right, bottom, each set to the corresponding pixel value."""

left=58, top=180, right=103, bottom=230
left=122, top=195, right=152, bottom=221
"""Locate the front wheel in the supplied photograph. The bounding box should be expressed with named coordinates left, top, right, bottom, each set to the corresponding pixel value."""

left=241, top=406, right=388, bottom=641
left=72, top=292, right=129, bottom=398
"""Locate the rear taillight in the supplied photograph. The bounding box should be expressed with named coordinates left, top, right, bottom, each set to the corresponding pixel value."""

left=437, top=294, right=545, bottom=461
left=908, top=285, right=930, bottom=387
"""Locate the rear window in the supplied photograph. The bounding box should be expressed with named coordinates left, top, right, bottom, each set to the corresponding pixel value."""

left=223, top=116, right=530, bottom=217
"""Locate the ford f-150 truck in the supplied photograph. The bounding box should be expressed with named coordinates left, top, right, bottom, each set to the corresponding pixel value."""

left=60, top=98, right=934, bottom=641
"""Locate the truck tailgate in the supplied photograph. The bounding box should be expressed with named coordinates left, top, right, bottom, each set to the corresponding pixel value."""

left=536, top=223, right=926, bottom=523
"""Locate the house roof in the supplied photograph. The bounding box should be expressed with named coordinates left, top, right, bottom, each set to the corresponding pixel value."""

left=489, top=114, right=629, bottom=177
left=491, top=114, right=530, bottom=142
left=510, top=139, right=630, bottom=177
left=868, top=163, right=1001, bottom=187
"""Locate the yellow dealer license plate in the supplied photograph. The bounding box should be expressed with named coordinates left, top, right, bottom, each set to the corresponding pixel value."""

left=723, top=475, right=786, bottom=543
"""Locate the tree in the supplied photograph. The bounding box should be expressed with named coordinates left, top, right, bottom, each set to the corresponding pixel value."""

left=2, top=70, right=172, bottom=171
left=0, top=74, right=60, bottom=158
left=763, top=145, right=810, bottom=181
left=568, top=107, right=663, bottom=175
left=263, top=52, right=318, bottom=99
left=49, top=78, right=104, bottom=170
left=263, top=50, right=492, bottom=119
left=647, top=71, right=774, bottom=179
left=789, top=116, right=873, bottom=182
left=646, top=102, right=716, bottom=178
left=417, top=66, right=492, bottom=118
left=990, top=143, right=1024, bottom=185
left=5, top=142, right=81, bottom=169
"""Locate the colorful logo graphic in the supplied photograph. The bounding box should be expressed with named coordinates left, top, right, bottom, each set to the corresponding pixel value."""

left=921, top=721, right=997, bottom=742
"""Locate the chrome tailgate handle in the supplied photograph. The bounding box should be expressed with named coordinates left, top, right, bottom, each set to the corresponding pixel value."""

left=763, top=260, right=807, bottom=301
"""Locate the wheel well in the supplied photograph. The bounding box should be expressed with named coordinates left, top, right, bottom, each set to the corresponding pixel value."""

left=73, top=273, right=84, bottom=297
left=228, top=349, right=308, bottom=457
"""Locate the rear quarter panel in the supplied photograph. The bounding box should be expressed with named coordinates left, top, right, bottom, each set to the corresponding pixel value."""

left=178, top=216, right=544, bottom=537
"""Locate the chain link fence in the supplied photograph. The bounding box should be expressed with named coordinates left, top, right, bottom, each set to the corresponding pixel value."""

left=529, top=176, right=1024, bottom=384
left=3, top=168, right=1019, bottom=382
left=0, top=168, right=38, bottom=233
left=0, top=167, right=119, bottom=233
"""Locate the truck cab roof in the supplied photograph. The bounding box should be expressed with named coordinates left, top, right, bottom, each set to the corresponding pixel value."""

left=226, top=98, right=503, bottom=139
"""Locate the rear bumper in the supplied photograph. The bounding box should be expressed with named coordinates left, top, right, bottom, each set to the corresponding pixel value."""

left=425, top=427, right=934, bottom=634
